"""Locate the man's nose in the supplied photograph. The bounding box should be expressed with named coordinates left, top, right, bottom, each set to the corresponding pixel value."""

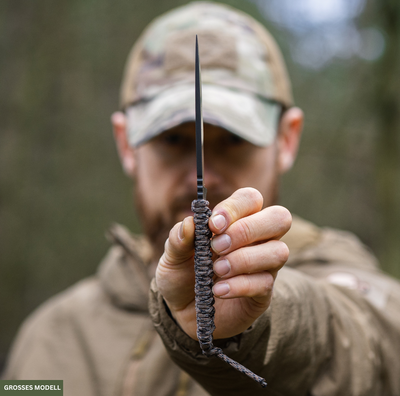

left=203, top=163, right=222, bottom=191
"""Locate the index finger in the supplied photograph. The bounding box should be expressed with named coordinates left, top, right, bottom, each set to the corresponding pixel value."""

left=209, top=187, right=263, bottom=235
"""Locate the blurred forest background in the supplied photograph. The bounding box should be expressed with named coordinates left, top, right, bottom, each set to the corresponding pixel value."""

left=1, top=0, right=399, bottom=372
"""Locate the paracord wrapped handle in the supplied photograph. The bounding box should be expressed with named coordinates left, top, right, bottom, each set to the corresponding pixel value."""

left=191, top=199, right=267, bottom=388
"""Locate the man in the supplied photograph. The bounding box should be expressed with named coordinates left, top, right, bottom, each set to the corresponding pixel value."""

left=4, top=2, right=400, bottom=395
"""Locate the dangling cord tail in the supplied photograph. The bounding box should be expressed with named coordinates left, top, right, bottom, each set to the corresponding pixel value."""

left=191, top=199, right=267, bottom=388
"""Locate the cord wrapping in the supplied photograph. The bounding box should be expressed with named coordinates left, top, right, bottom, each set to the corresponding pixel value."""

left=191, top=199, right=267, bottom=388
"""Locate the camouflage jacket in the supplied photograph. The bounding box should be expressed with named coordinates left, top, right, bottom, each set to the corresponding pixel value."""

left=4, top=217, right=400, bottom=395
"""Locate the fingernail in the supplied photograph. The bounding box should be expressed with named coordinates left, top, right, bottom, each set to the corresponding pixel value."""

left=211, top=214, right=226, bottom=231
left=214, top=259, right=231, bottom=276
left=179, top=219, right=185, bottom=240
left=211, top=234, right=231, bottom=253
left=213, top=282, right=230, bottom=296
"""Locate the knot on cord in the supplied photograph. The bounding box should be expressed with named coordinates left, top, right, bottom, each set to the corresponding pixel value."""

left=191, top=199, right=267, bottom=388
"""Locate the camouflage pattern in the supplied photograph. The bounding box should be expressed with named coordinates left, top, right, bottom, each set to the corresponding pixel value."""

left=122, top=2, right=293, bottom=147
left=126, top=84, right=281, bottom=147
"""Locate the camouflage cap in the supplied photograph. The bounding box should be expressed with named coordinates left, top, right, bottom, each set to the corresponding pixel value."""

left=121, top=1, right=294, bottom=147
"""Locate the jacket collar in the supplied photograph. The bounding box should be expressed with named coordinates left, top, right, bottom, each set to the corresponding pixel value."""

left=97, top=224, right=153, bottom=312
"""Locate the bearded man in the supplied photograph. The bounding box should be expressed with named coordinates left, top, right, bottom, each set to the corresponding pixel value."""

left=4, top=3, right=400, bottom=396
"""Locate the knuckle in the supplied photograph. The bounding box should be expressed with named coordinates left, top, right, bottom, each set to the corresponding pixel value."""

left=238, top=187, right=263, bottom=209
left=234, top=249, right=252, bottom=274
left=250, top=273, right=273, bottom=297
left=270, top=205, right=292, bottom=231
left=274, top=241, right=290, bottom=265
left=262, top=273, right=274, bottom=293
left=241, top=276, right=252, bottom=295
left=215, top=188, right=264, bottom=225
left=234, top=219, right=253, bottom=244
left=235, top=273, right=274, bottom=298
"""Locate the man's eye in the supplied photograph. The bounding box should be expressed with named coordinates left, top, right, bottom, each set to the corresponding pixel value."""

left=163, top=133, right=184, bottom=145
left=226, top=134, right=245, bottom=145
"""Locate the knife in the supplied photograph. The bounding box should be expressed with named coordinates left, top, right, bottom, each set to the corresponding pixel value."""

left=195, top=35, right=206, bottom=201
left=191, top=35, right=267, bottom=388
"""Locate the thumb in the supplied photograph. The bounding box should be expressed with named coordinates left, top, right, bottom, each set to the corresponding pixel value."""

left=156, top=216, right=196, bottom=310
left=162, top=216, right=195, bottom=266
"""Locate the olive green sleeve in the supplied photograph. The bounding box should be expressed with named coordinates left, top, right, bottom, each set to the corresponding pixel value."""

left=149, top=266, right=400, bottom=395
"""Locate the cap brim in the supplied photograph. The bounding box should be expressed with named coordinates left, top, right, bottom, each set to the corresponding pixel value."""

left=126, top=84, right=281, bottom=147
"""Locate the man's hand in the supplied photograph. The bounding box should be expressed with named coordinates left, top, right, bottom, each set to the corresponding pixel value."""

left=155, top=187, right=291, bottom=340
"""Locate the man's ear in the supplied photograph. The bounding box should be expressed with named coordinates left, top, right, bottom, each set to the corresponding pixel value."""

left=277, top=107, right=304, bottom=174
left=112, top=111, right=136, bottom=177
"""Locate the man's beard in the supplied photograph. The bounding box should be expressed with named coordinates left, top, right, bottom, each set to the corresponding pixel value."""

left=134, top=179, right=280, bottom=264
left=135, top=187, right=229, bottom=262
left=135, top=189, right=191, bottom=263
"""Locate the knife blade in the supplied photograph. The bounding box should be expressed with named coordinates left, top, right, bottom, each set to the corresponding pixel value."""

left=195, top=35, right=207, bottom=201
